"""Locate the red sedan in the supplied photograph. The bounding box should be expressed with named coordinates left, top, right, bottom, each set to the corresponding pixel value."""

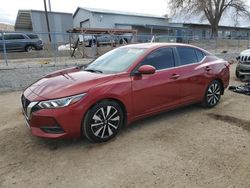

left=21, top=43, right=230, bottom=143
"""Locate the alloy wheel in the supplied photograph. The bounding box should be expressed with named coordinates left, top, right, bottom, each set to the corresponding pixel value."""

left=206, top=82, right=221, bottom=106
left=90, top=106, right=120, bottom=139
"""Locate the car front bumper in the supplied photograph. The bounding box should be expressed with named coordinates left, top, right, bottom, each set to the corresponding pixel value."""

left=21, top=94, right=88, bottom=139
left=236, top=62, right=250, bottom=76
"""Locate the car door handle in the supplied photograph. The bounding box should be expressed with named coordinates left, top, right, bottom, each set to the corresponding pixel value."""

left=205, top=66, right=212, bottom=71
left=170, top=74, right=180, bottom=79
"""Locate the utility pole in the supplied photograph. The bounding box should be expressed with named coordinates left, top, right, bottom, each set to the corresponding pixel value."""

left=43, top=0, right=51, bottom=42
left=48, top=0, right=52, bottom=12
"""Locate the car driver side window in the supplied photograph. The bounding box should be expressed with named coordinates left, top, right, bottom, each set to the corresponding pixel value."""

left=141, top=48, right=175, bottom=70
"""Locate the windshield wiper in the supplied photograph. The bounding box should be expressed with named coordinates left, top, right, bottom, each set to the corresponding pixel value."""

left=84, top=69, right=103, bottom=74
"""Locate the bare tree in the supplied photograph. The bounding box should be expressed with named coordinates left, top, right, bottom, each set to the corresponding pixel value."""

left=168, top=0, right=250, bottom=37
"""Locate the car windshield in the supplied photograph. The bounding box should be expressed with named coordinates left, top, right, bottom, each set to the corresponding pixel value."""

left=85, top=48, right=146, bottom=74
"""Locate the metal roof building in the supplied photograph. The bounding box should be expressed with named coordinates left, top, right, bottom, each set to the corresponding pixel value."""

left=15, top=10, right=73, bottom=43
left=73, top=7, right=174, bottom=35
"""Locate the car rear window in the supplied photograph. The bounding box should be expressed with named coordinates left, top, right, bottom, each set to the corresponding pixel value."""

left=195, top=49, right=206, bottom=61
left=177, top=47, right=199, bottom=66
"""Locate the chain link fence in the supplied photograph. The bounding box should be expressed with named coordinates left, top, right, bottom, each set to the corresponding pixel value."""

left=0, top=31, right=245, bottom=92
left=1, top=31, right=249, bottom=66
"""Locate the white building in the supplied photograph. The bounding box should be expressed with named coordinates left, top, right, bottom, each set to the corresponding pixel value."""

left=15, top=10, right=73, bottom=43
left=73, top=7, right=173, bottom=34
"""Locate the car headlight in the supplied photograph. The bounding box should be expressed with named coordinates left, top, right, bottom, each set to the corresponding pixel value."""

left=38, top=93, right=87, bottom=109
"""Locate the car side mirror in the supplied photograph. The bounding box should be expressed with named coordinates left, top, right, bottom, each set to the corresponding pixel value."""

left=138, top=65, right=156, bottom=75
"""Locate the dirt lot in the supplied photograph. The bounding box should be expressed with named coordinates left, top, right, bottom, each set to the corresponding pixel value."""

left=0, top=64, right=250, bottom=188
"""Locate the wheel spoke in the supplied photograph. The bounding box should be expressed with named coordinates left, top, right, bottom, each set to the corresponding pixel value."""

left=215, top=90, right=220, bottom=96
left=101, top=125, right=107, bottom=138
left=214, top=95, right=219, bottom=101
left=208, top=96, right=214, bottom=104
left=93, top=114, right=102, bottom=122
left=213, top=97, right=216, bottom=105
left=108, top=122, right=117, bottom=129
left=211, top=84, right=215, bottom=92
left=106, top=106, right=111, bottom=119
left=214, top=87, right=220, bottom=93
left=94, top=126, right=103, bottom=136
left=100, top=107, right=106, bottom=120
left=110, top=116, right=120, bottom=121
left=108, top=126, right=113, bottom=136
left=208, top=88, right=212, bottom=94
left=91, top=122, right=104, bottom=127
left=108, top=110, right=118, bottom=120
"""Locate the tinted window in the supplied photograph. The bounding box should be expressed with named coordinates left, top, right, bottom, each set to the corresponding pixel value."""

left=4, top=34, right=25, bottom=40
left=141, top=48, right=175, bottom=70
left=177, top=47, right=198, bottom=65
left=195, top=49, right=205, bottom=61
left=27, top=34, right=39, bottom=39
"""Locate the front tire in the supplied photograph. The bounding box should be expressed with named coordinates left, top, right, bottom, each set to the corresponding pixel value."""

left=202, top=80, right=222, bottom=108
left=82, top=101, right=123, bottom=143
left=25, top=45, right=35, bottom=52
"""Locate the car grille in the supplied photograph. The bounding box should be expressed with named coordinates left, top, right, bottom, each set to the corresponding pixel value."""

left=21, top=95, right=41, bottom=120
left=21, top=95, right=31, bottom=116
left=240, top=56, right=250, bottom=64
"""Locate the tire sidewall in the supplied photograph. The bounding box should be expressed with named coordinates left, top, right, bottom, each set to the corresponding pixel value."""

left=26, top=45, right=34, bottom=52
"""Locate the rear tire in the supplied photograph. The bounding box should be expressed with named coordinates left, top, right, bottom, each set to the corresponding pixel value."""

left=202, top=80, right=222, bottom=108
left=82, top=101, right=123, bottom=143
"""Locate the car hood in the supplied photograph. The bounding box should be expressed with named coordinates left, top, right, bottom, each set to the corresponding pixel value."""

left=27, top=67, right=115, bottom=99
left=240, top=49, right=250, bottom=56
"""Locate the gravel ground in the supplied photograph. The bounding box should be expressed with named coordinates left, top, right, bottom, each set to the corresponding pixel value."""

left=0, top=57, right=92, bottom=92
left=0, top=64, right=250, bottom=188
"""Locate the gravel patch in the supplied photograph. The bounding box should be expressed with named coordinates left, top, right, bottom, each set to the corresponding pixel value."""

left=0, top=57, right=92, bottom=92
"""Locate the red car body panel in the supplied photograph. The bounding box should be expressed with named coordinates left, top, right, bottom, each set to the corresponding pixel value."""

left=21, top=43, right=230, bottom=139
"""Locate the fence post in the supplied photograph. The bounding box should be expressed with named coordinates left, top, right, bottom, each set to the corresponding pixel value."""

left=1, top=31, right=8, bottom=66
left=215, top=36, right=218, bottom=54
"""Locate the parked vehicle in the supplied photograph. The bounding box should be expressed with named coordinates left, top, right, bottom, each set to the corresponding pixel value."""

left=21, top=43, right=230, bottom=143
left=79, top=34, right=132, bottom=47
left=0, top=33, right=43, bottom=52
left=236, top=49, right=250, bottom=79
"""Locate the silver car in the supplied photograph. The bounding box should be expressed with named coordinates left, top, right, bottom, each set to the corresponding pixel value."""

left=236, top=49, right=250, bottom=79
left=0, top=33, right=43, bottom=52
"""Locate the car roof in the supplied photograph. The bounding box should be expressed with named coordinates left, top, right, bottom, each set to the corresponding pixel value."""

left=120, top=43, right=211, bottom=54
left=3, top=33, right=25, bottom=35
left=121, top=43, right=197, bottom=49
